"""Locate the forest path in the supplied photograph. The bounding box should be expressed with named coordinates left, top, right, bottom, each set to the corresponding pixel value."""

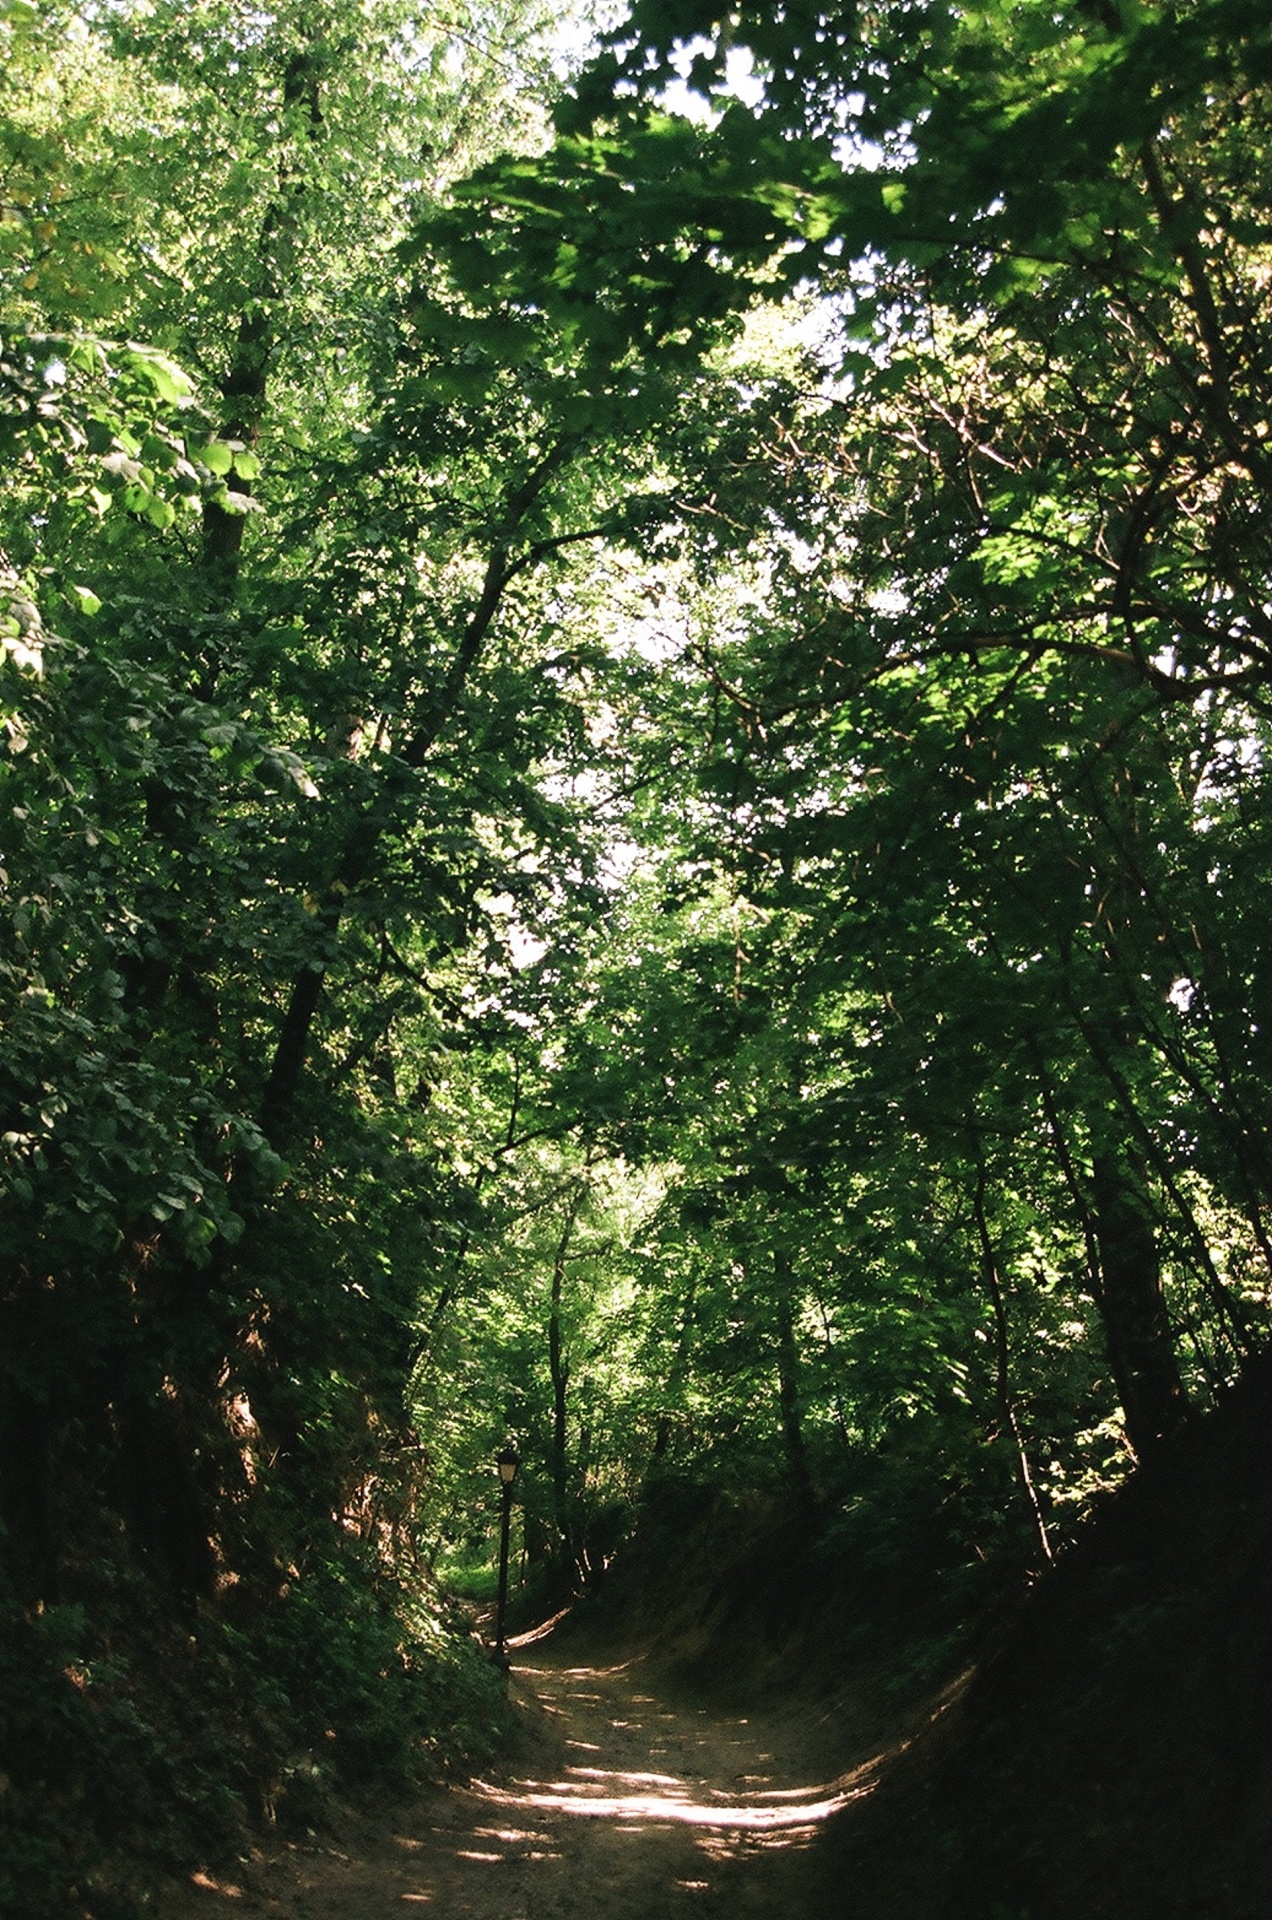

left=162, top=1625, right=877, bottom=1920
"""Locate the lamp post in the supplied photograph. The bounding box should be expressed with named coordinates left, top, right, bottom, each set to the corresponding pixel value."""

left=493, top=1447, right=519, bottom=1666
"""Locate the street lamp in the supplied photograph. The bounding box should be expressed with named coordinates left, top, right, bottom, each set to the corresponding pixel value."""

left=493, top=1447, right=519, bottom=1665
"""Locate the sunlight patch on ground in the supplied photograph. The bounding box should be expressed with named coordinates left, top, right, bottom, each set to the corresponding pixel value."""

left=189, top=1873, right=244, bottom=1899
left=482, top=1656, right=875, bottom=1851
left=474, top=1772, right=865, bottom=1831
left=533, top=1659, right=636, bottom=1680
left=506, top=1606, right=575, bottom=1649
left=568, top=1766, right=684, bottom=1788
left=474, top=1825, right=551, bottom=1843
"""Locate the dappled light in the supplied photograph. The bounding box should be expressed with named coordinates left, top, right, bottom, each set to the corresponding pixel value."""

left=475, top=1724, right=864, bottom=1843
left=8, top=11, right=1272, bottom=1920
left=14, top=7, right=1267, bottom=1920
left=437, top=1653, right=873, bottom=1878
left=169, top=1635, right=876, bottom=1917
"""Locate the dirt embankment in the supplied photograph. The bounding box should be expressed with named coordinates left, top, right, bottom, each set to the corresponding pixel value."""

left=826, top=1365, right=1272, bottom=1920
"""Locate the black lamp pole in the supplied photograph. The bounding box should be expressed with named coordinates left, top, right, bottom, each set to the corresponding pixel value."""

left=494, top=1447, right=519, bottom=1664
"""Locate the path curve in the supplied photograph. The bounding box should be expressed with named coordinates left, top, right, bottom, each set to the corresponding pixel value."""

left=162, top=1630, right=872, bottom=1920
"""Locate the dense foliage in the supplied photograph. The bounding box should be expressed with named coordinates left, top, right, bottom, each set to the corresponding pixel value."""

left=4, top=0, right=1272, bottom=1909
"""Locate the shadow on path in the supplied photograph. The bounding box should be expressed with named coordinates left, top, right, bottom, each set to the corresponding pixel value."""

left=162, top=1631, right=875, bottom=1920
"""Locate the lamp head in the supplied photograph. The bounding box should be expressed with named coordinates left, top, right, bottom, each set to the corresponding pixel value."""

left=496, top=1447, right=519, bottom=1485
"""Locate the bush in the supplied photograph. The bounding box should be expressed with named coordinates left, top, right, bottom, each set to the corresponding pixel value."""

left=0, top=1531, right=511, bottom=1919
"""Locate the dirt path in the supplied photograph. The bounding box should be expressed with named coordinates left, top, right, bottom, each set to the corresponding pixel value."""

left=161, top=1628, right=876, bottom=1920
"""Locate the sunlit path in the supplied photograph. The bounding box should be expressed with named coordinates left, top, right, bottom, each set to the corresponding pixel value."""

left=440, top=1646, right=872, bottom=1907
left=160, top=1630, right=869, bottom=1920
left=482, top=1653, right=865, bottom=1840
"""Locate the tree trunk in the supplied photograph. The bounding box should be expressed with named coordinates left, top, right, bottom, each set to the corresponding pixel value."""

left=971, top=1166, right=1053, bottom=1567
left=547, top=1187, right=585, bottom=1570
left=202, top=46, right=323, bottom=585
left=254, top=443, right=573, bottom=1148
left=1091, top=1150, right=1189, bottom=1456
left=650, top=1273, right=697, bottom=1464
left=774, top=1249, right=815, bottom=1513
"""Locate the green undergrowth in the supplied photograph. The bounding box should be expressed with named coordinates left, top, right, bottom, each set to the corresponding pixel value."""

left=0, top=1537, right=509, bottom=1920
left=434, top=1551, right=500, bottom=1605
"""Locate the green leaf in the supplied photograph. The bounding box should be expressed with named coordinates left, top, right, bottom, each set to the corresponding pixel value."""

left=118, top=343, right=194, bottom=405
left=200, top=440, right=234, bottom=477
